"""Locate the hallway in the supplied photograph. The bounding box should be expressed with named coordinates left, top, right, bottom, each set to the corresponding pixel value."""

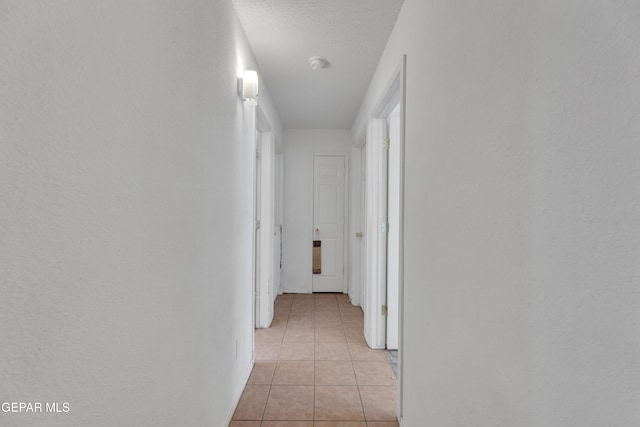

left=231, top=294, right=398, bottom=425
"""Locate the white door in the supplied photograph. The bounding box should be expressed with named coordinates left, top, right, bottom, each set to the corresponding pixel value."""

left=312, top=155, right=345, bottom=293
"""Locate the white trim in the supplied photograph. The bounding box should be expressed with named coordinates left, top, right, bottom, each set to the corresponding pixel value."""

left=364, top=118, right=388, bottom=350
left=247, top=102, right=258, bottom=360
left=363, top=55, right=407, bottom=419
left=255, top=105, right=275, bottom=329
left=397, top=55, right=407, bottom=420
left=353, top=57, right=404, bottom=147
left=400, top=416, right=408, bottom=427
left=223, top=358, right=253, bottom=427
left=348, top=144, right=365, bottom=307
left=282, top=287, right=312, bottom=294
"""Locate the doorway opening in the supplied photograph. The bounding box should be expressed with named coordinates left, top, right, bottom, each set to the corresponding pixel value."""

left=358, top=55, right=406, bottom=423
left=253, top=106, right=276, bottom=330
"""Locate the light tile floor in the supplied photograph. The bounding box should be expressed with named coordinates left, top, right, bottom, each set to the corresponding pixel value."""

left=231, top=293, right=399, bottom=427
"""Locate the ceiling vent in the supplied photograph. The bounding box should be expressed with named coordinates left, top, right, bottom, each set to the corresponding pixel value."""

left=308, top=56, right=328, bottom=70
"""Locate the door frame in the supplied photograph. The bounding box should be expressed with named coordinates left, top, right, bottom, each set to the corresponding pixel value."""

left=348, top=143, right=366, bottom=307
left=386, top=105, right=401, bottom=350
left=254, top=105, right=275, bottom=329
left=359, top=55, right=407, bottom=422
left=310, top=151, right=349, bottom=294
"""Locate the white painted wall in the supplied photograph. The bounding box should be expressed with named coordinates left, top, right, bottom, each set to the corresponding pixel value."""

left=529, top=3, right=640, bottom=425
left=282, top=129, right=351, bottom=293
left=0, top=1, right=282, bottom=426
left=354, top=0, right=640, bottom=425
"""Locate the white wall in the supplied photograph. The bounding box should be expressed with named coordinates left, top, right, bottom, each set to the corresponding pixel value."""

left=282, top=129, right=351, bottom=293
left=0, top=1, right=282, bottom=426
left=354, top=0, right=640, bottom=426
left=529, top=2, right=640, bottom=425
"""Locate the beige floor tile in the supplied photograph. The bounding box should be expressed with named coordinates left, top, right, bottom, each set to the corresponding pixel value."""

left=256, top=327, right=285, bottom=342
left=315, top=422, right=366, bottom=427
left=314, top=293, right=338, bottom=300
left=247, top=361, right=276, bottom=385
left=316, top=316, right=343, bottom=328
left=315, top=361, right=357, bottom=385
left=339, top=305, right=364, bottom=316
left=263, top=385, right=314, bottom=420
left=261, top=422, right=314, bottom=427
left=352, top=361, right=396, bottom=386
left=315, top=342, right=351, bottom=360
left=232, top=385, right=270, bottom=420
left=348, top=342, right=387, bottom=362
left=248, top=295, right=398, bottom=424
left=284, top=326, right=315, bottom=335
left=341, top=317, right=364, bottom=330
left=279, top=341, right=315, bottom=360
left=290, top=308, right=315, bottom=316
left=315, top=386, right=365, bottom=421
left=316, top=328, right=347, bottom=343
left=272, top=361, right=315, bottom=385
left=229, top=421, right=261, bottom=427
left=283, top=328, right=316, bottom=343
left=288, top=315, right=315, bottom=327
left=271, top=315, right=289, bottom=328
left=275, top=297, right=293, bottom=306
left=316, top=307, right=342, bottom=317
left=255, top=341, right=282, bottom=361
left=273, top=304, right=291, bottom=317
left=344, top=328, right=367, bottom=345
left=316, top=325, right=344, bottom=333
left=359, top=386, right=397, bottom=421
left=291, top=301, right=315, bottom=315
left=315, top=298, right=338, bottom=306
left=366, top=422, right=399, bottom=427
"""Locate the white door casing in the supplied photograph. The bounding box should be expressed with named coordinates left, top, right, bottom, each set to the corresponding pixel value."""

left=364, top=119, right=388, bottom=349
left=348, top=143, right=366, bottom=307
left=312, top=155, right=345, bottom=293
left=254, top=132, right=262, bottom=327
left=255, top=106, right=275, bottom=329
left=386, top=107, right=401, bottom=350
left=361, top=55, right=406, bottom=420
left=359, top=144, right=367, bottom=308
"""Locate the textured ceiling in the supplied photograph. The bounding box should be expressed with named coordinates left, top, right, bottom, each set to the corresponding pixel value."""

left=233, top=0, right=404, bottom=129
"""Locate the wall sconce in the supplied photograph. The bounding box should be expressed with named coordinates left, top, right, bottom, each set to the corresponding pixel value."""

left=242, top=70, right=259, bottom=105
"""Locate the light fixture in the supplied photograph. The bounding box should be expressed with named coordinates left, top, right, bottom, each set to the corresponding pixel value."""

left=308, top=56, right=328, bottom=70
left=242, top=70, right=259, bottom=105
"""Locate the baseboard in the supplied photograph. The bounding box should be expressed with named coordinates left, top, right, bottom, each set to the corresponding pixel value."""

left=400, top=416, right=407, bottom=427
left=223, top=358, right=254, bottom=427
left=281, top=287, right=311, bottom=294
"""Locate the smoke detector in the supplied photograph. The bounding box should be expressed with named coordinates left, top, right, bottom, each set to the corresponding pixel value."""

left=308, top=56, right=328, bottom=70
